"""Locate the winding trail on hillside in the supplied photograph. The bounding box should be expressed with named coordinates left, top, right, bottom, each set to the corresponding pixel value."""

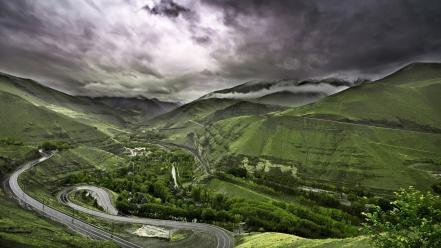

left=8, top=153, right=233, bottom=248
left=58, top=186, right=233, bottom=248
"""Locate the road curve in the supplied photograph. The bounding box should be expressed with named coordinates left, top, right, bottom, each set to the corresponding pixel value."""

left=8, top=153, right=142, bottom=248
left=72, top=185, right=119, bottom=215
left=59, top=186, right=234, bottom=248
left=8, top=153, right=234, bottom=248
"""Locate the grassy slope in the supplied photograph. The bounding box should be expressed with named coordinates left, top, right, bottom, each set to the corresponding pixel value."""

left=0, top=91, right=107, bottom=143
left=207, top=178, right=274, bottom=202
left=256, top=91, right=326, bottom=107
left=202, top=113, right=441, bottom=192
left=203, top=101, right=286, bottom=124
left=0, top=82, right=121, bottom=246
left=149, top=98, right=240, bottom=129
left=287, top=63, right=441, bottom=128
left=0, top=144, right=37, bottom=176
left=0, top=73, right=127, bottom=135
left=236, top=232, right=370, bottom=248
left=146, top=98, right=242, bottom=145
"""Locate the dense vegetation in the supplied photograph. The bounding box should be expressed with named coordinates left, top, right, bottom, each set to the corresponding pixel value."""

left=364, top=187, right=441, bottom=248
left=66, top=143, right=360, bottom=238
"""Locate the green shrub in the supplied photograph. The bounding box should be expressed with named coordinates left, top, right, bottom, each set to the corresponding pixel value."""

left=363, top=187, right=441, bottom=248
left=41, top=141, right=72, bottom=151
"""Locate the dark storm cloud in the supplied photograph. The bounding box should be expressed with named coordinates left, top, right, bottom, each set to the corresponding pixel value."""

left=0, top=0, right=164, bottom=96
left=204, top=0, right=441, bottom=79
left=143, top=0, right=190, bottom=18
left=0, top=0, right=440, bottom=101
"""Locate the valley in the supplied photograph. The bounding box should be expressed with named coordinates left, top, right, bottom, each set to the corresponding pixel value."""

left=1, top=63, right=441, bottom=248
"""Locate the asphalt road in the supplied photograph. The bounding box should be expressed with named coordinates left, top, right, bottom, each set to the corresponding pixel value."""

left=8, top=153, right=143, bottom=248
left=59, top=186, right=234, bottom=248
left=73, top=185, right=119, bottom=215
left=8, top=153, right=234, bottom=248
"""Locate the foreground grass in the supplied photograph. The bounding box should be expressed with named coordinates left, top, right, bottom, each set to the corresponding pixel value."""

left=236, top=232, right=371, bottom=248
left=207, top=178, right=274, bottom=202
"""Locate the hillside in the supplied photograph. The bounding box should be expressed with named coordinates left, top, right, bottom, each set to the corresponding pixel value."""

left=85, top=96, right=178, bottom=122
left=236, top=233, right=370, bottom=248
left=155, top=63, right=441, bottom=193
left=149, top=98, right=240, bottom=129
left=287, top=63, right=441, bottom=130
left=256, top=91, right=327, bottom=107
left=0, top=123, right=118, bottom=248
left=0, top=73, right=177, bottom=133
left=203, top=101, right=286, bottom=124
left=0, top=91, right=107, bottom=143
left=0, top=73, right=127, bottom=130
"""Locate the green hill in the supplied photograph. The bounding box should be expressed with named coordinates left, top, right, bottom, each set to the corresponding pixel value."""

left=0, top=73, right=128, bottom=132
left=204, top=101, right=286, bottom=124
left=256, top=91, right=327, bottom=107
left=0, top=91, right=107, bottom=143
left=0, top=73, right=178, bottom=134
left=287, top=63, right=441, bottom=130
left=149, top=98, right=240, bottom=129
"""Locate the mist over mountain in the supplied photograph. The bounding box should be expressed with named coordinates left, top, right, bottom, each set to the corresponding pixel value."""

left=200, top=78, right=364, bottom=107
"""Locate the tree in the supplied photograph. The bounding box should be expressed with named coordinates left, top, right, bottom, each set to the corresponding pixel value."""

left=191, top=186, right=202, bottom=202
left=201, top=208, right=216, bottom=222
left=432, top=182, right=441, bottom=195
left=363, top=187, right=441, bottom=248
left=212, top=193, right=226, bottom=210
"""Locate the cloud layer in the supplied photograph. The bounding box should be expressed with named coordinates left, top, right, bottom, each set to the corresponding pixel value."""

left=0, top=0, right=440, bottom=101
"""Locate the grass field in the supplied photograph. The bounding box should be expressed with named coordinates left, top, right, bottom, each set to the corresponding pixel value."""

left=207, top=178, right=275, bottom=202
left=236, top=232, right=371, bottom=248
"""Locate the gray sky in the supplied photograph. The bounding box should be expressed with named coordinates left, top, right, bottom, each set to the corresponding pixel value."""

left=1, top=0, right=441, bottom=102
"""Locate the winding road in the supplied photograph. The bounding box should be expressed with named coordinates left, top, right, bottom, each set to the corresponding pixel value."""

left=72, top=185, right=119, bottom=215
left=8, top=153, right=234, bottom=248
